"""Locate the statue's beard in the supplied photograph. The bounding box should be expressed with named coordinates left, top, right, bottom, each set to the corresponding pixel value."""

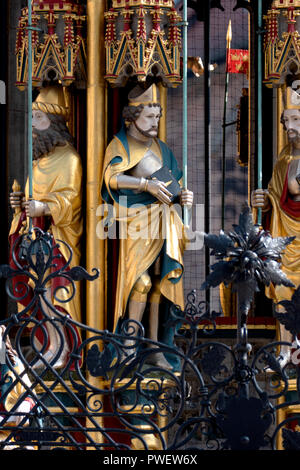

left=32, top=126, right=71, bottom=160
left=287, top=129, right=300, bottom=144
left=133, top=121, right=158, bottom=138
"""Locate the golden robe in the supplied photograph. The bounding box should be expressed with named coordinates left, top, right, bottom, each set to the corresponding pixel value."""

left=265, top=144, right=300, bottom=303
left=101, top=128, right=188, bottom=332
left=9, top=143, right=82, bottom=323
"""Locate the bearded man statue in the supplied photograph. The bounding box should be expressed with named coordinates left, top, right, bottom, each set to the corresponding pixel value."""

left=101, top=84, right=193, bottom=370
left=9, top=86, right=82, bottom=369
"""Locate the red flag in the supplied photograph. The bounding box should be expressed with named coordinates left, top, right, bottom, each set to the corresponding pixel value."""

left=227, top=49, right=249, bottom=74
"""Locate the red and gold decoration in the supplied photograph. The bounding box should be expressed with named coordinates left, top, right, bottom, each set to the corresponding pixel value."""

left=264, top=0, right=300, bottom=87
left=226, top=49, right=249, bottom=75
left=104, top=0, right=182, bottom=87
left=15, top=0, right=86, bottom=90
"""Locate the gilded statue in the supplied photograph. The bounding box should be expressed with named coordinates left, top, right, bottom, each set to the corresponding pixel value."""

left=251, top=82, right=300, bottom=366
left=9, top=86, right=82, bottom=369
left=101, top=84, right=193, bottom=369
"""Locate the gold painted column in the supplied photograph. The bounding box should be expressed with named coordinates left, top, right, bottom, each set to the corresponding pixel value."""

left=86, top=0, right=107, bottom=332
left=86, top=0, right=107, bottom=449
left=158, top=83, right=167, bottom=142
left=277, top=86, right=286, bottom=156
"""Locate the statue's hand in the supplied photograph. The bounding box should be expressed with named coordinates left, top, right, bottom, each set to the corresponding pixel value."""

left=23, top=200, right=51, bottom=218
left=251, top=189, right=270, bottom=211
left=180, top=189, right=193, bottom=208
left=9, top=191, right=25, bottom=210
left=146, top=179, right=173, bottom=205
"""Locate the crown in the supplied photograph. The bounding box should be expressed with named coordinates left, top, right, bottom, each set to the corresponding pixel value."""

left=128, top=84, right=160, bottom=107
left=32, top=86, right=69, bottom=119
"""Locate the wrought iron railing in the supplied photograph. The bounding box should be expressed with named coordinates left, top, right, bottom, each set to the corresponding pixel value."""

left=0, top=207, right=300, bottom=450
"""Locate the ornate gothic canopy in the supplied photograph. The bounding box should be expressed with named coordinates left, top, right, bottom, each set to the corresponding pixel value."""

left=15, top=0, right=87, bottom=90
left=104, top=0, right=182, bottom=87
left=264, top=0, right=300, bottom=86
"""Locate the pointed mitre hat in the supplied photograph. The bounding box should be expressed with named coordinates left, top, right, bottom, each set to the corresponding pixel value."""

left=128, top=84, right=160, bottom=107
left=32, top=85, right=69, bottom=119
left=282, top=74, right=300, bottom=110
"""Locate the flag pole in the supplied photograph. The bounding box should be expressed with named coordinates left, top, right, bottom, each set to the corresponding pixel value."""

left=221, top=19, right=232, bottom=231
left=182, top=0, right=189, bottom=226
left=27, top=0, right=33, bottom=234
left=257, top=0, right=263, bottom=226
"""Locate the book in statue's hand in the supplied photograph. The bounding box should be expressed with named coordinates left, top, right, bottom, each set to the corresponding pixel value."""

left=150, top=166, right=181, bottom=202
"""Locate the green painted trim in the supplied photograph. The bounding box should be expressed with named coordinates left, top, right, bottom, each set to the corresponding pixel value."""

left=257, top=0, right=263, bottom=225
left=28, top=0, right=33, bottom=233
left=182, top=0, right=188, bottom=225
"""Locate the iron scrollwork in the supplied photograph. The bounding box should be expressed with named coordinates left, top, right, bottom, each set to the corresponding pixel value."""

left=0, top=208, right=300, bottom=450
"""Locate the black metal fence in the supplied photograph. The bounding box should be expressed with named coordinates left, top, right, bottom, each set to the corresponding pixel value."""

left=0, top=207, right=300, bottom=451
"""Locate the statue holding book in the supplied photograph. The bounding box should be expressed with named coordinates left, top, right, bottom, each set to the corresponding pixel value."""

left=101, top=84, right=193, bottom=369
